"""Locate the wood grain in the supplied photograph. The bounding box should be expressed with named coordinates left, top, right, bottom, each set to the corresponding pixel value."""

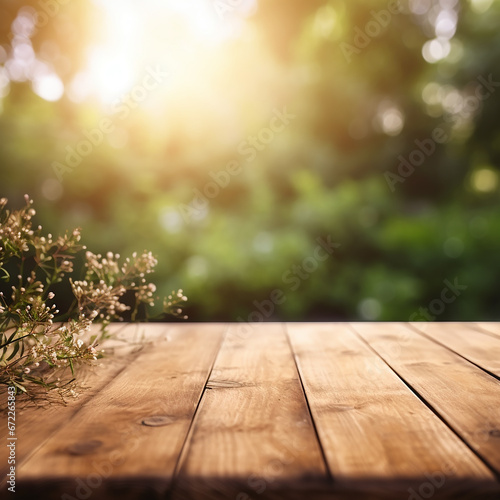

left=475, top=322, right=500, bottom=339
left=3, top=322, right=500, bottom=500
left=411, top=322, right=500, bottom=377
left=171, top=322, right=329, bottom=500
left=351, top=322, right=500, bottom=475
left=16, top=323, right=226, bottom=500
left=287, top=322, right=496, bottom=498
left=0, top=323, right=140, bottom=484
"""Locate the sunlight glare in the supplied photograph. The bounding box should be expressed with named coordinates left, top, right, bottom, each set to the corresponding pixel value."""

left=85, top=0, right=255, bottom=104
left=86, top=48, right=135, bottom=103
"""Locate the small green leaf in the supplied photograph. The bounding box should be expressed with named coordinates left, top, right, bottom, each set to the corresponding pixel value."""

left=0, top=266, right=10, bottom=281
left=13, top=381, right=27, bottom=393
left=6, top=339, right=20, bottom=361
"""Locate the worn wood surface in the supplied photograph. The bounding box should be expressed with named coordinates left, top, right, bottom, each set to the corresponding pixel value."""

left=172, top=323, right=328, bottom=500
left=14, top=323, right=226, bottom=499
left=411, top=322, right=500, bottom=377
left=351, top=323, right=500, bottom=475
left=0, top=323, right=137, bottom=483
left=2, top=322, right=500, bottom=499
left=287, top=323, right=494, bottom=488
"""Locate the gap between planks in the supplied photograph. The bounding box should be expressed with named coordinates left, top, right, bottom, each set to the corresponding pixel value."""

left=4, top=322, right=500, bottom=500
left=408, top=322, right=500, bottom=380
left=14, top=323, right=227, bottom=500
left=286, top=322, right=497, bottom=500
left=350, top=322, right=500, bottom=479
left=170, top=322, right=330, bottom=500
left=0, top=323, right=143, bottom=486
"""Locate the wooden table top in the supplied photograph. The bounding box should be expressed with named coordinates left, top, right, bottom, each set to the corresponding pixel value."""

left=2, top=322, right=500, bottom=499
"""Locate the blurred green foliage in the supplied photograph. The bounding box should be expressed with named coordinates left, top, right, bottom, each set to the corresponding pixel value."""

left=0, top=0, right=499, bottom=321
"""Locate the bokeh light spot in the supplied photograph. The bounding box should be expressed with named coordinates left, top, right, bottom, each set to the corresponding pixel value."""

left=186, top=255, right=208, bottom=279
left=314, top=5, right=338, bottom=39
left=41, top=179, right=63, bottom=201
left=32, top=73, right=64, bottom=101
left=422, top=82, right=442, bottom=105
left=435, top=9, right=457, bottom=39
left=253, top=232, right=274, bottom=254
left=358, top=298, right=381, bottom=320
left=422, top=38, right=451, bottom=63
left=381, top=108, right=404, bottom=136
left=469, top=0, right=494, bottom=13
left=159, top=208, right=183, bottom=234
left=443, top=237, right=464, bottom=258
left=409, top=0, right=431, bottom=15
left=471, top=168, right=498, bottom=192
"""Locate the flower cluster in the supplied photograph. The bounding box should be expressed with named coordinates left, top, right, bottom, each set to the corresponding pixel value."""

left=0, top=196, right=187, bottom=402
left=0, top=195, right=36, bottom=255
left=164, top=289, right=189, bottom=320
left=72, top=250, right=187, bottom=323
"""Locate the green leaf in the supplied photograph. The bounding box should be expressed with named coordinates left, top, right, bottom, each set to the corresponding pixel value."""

left=0, top=266, right=10, bottom=281
left=13, top=381, right=27, bottom=393
left=0, top=328, right=19, bottom=350
left=0, top=332, right=30, bottom=350
left=25, top=376, right=47, bottom=387
left=6, top=339, right=21, bottom=361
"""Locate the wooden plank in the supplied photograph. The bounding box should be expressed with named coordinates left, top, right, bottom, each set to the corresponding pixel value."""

left=171, top=323, right=330, bottom=500
left=0, top=323, right=141, bottom=485
left=15, top=323, right=226, bottom=500
left=4, top=322, right=500, bottom=499
left=475, top=322, right=500, bottom=339
left=351, top=322, right=500, bottom=476
left=411, top=322, right=500, bottom=377
left=286, top=322, right=497, bottom=499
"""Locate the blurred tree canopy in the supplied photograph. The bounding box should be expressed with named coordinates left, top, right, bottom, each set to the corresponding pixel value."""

left=0, top=0, right=499, bottom=321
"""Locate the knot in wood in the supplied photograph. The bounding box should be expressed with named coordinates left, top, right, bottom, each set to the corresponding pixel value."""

left=67, top=440, right=103, bottom=456
left=141, top=415, right=174, bottom=427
